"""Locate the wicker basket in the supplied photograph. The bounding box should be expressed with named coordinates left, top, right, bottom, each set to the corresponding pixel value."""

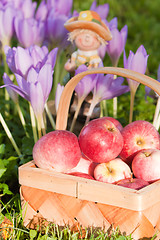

left=19, top=67, right=160, bottom=239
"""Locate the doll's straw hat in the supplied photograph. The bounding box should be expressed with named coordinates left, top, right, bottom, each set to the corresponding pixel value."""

left=64, top=10, right=112, bottom=41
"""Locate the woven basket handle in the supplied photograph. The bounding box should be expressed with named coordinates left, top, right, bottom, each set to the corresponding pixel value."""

left=56, top=67, right=160, bottom=130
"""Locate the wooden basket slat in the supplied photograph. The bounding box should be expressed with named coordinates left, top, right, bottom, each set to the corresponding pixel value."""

left=142, top=201, right=160, bottom=227
left=37, top=197, right=73, bottom=225
left=20, top=184, right=160, bottom=239
left=75, top=201, right=111, bottom=229
left=19, top=161, right=160, bottom=212
left=19, top=161, right=77, bottom=197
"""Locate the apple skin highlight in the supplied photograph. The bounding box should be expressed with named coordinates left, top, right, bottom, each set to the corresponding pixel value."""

left=78, top=118, right=124, bottom=163
left=33, top=130, right=81, bottom=173
left=119, top=120, right=160, bottom=164
left=132, top=149, right=160, bottom=183
left=116, top=177, right=149, bottom=190
left=94, top=158, right=132, bottom=183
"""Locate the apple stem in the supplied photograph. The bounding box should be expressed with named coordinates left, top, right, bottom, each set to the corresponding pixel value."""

left=70, top=97, right=84, bottom=132
left=129, top=90, right=136, bottom=123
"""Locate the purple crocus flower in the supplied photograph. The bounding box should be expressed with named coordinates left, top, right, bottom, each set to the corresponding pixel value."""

left=3, top=63, right=54, bottom=125
left=85, top=74, right=130, bottom=124
left=105, top=18, right=128, bottom=66
left=93, top=74, right=129, bottom=102
left=124, top=45, right=149, bottom=93
left=5, top=45, right=58, bottom=78
left=90, top=0, right=109, bottom=20
left=47, top=0, right=73, bottom=16
left=69, top=64, right=97, bottom=131
left=2, top=0, right=37, bottom=18
left=75, top=65, right=97, bottom=100
left=35, top=0, right=48, bottom=22
left=0, top=4, right=16, bottom=48
left=45, top=9, right=69, bottom=49
left=3, top=74, right=18, bottom=103
left=14, top=15, right=45, bottom=48
left=145, top=64, right=160, bottom=99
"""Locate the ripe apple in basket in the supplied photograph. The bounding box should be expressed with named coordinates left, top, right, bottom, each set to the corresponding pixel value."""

left=104, top=116, right=123, bottom=132
left=119, top=120, right=160, bottom=165
left=132, top=148, right=160, bottom=183
left=33, top=130, right=81, bottom=172
left=68, top=172, right=95, bottom=180
left=94, top=158, right=132, bottom=183
left=78, top=117, right=124, bottom=163
left=66, top=154, right=97, bottom=177
left=116, top=177, right=149, bottom=190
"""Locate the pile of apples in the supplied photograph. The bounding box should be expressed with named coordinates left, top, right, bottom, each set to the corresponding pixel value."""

left=33, top=117, right=160, bottom=190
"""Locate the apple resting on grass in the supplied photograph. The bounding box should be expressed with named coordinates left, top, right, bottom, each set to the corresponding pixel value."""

left=116, top=177, right=149, bottom=190
left=33, top=130, right=81, bottom=172
left=78, top=118, right=124, bottom=163
left=66, top=155, right=97, bottom=177
left=94, top=158, right=132, bottom=183
left=119, top=120, right=160, bottom=165
left=132, top=149, right=160, bottom=183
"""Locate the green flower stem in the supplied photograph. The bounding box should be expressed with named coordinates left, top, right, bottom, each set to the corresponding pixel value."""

left=85, top=98, right=98, bottom=125
left=0, top=112, right=21, bottom=157
left=70, top=97, right=84, bottom=132
left=113, top=97, right=117, bottom=118
left=112, top=62, right=118, bottom=118
left=41, top=116, right=46, bottom=136
left=29, top=103, right=38, bottom=143
left=153, top=96, right=160, bottom=128
left=129, top=89, right=136, bottom=123
left=16, top=102, right=29, bottom=138
left=45, top=102, right=56, bottom=130
left=52, top=52, right=61, bottom=99
left=100, top=100, right=108, bottom=117
left=37, top=119, right=42, bottom=139
left=154, top=112, right=160, bottom=131
left=37, top=114, right=46, bottom=139
left=2, top=50, right=10, bottom=116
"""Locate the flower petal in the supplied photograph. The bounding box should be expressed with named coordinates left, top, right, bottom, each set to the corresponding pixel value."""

left=37, top=64, right=53, bottom=101
left=30, top=82, right=45, bottom=119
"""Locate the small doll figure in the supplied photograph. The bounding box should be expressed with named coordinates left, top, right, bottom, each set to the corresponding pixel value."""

left=64, top=10, right=112, bottom=72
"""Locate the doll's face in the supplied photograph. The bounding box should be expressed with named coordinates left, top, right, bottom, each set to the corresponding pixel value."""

left=75, top=31, right=101, bottom=51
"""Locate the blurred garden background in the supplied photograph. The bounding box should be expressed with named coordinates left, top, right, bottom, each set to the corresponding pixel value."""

left=0, top=0, right=160, bottom=238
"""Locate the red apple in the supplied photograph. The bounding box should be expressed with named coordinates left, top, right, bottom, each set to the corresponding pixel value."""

left=104, top=117, right=123, bottom=131
left=132, top=149, right=160, bottom=183
left=94, top=158, right=132, bottom=183
left=66, top=154, right=97, bottom=177
left=68, top=172, right=95, bottom=179
left=119, top=120, right=160, bottom=165
left=33, top=130, right=81, bottom=172
left=78, top=118, right=124, bottom=163
left=116, top=177, right=149, bottom=190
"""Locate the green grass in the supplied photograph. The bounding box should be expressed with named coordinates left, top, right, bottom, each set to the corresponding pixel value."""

left=0, top=0, right=160, bottom=239
left=1, top=195, right=134, bottom=240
